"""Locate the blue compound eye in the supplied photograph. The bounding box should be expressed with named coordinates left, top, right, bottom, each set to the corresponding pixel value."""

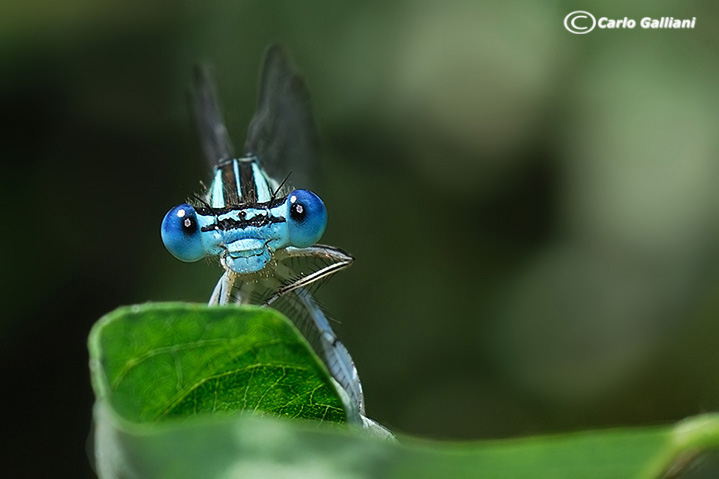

left=161, top=204, right=205, bottom=262
left=286, top=189, right=327, bottom=248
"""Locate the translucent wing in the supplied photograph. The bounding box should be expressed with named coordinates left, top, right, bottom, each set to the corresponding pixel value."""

left=257, top=246, right=363, bottom=414
left=208, top=246, right=363, bottom=414
left=191, top=66, right=235, bottom=169
left=271, top=288, right=365, bottom=416
left=244, top=44, right=320, bottom=190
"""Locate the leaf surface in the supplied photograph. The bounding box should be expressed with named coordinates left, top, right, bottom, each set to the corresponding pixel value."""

left=89, top=304, right=719, bottom=479
left=89, top=303, right=346, bottom=423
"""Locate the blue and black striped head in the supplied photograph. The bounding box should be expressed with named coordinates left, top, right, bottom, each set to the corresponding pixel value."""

left=161, top=164, right=330, bottom=275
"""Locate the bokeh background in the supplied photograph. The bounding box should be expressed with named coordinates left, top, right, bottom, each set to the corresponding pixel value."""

left=2, top=1, right=719, bottom=476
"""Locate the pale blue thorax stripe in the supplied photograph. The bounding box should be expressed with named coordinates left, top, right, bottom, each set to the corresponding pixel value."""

left=210, top=169, right=225, bottom=208
left=232, top=159, right=242, bottom=200
left=252, top=163, right=272, bottom=203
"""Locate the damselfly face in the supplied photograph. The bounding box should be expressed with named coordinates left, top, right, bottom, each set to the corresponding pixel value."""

left=161, top=181, right=328, bottom=274
left=161, top=45, right=354, bottom=303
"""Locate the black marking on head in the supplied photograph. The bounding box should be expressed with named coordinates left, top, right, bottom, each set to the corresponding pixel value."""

left=192, top=194, right=217, bottom=217
left=196, top=197, right=285, bottom=216
left=200, top=214, right=286, bottom=232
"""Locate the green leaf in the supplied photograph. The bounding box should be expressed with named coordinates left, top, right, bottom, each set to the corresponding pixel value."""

left=89, top=304, right=719, bottom=478
left=89, top=303, right=347, bottom=423
left=93, top=402, right=719, bottom=479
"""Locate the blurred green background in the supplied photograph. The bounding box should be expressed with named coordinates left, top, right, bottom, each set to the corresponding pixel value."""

left=2, top=0, right=719, bottom=476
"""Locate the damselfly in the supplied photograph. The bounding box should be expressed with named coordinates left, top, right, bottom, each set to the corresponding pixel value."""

left=160, top=45, right=364, bottom=416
